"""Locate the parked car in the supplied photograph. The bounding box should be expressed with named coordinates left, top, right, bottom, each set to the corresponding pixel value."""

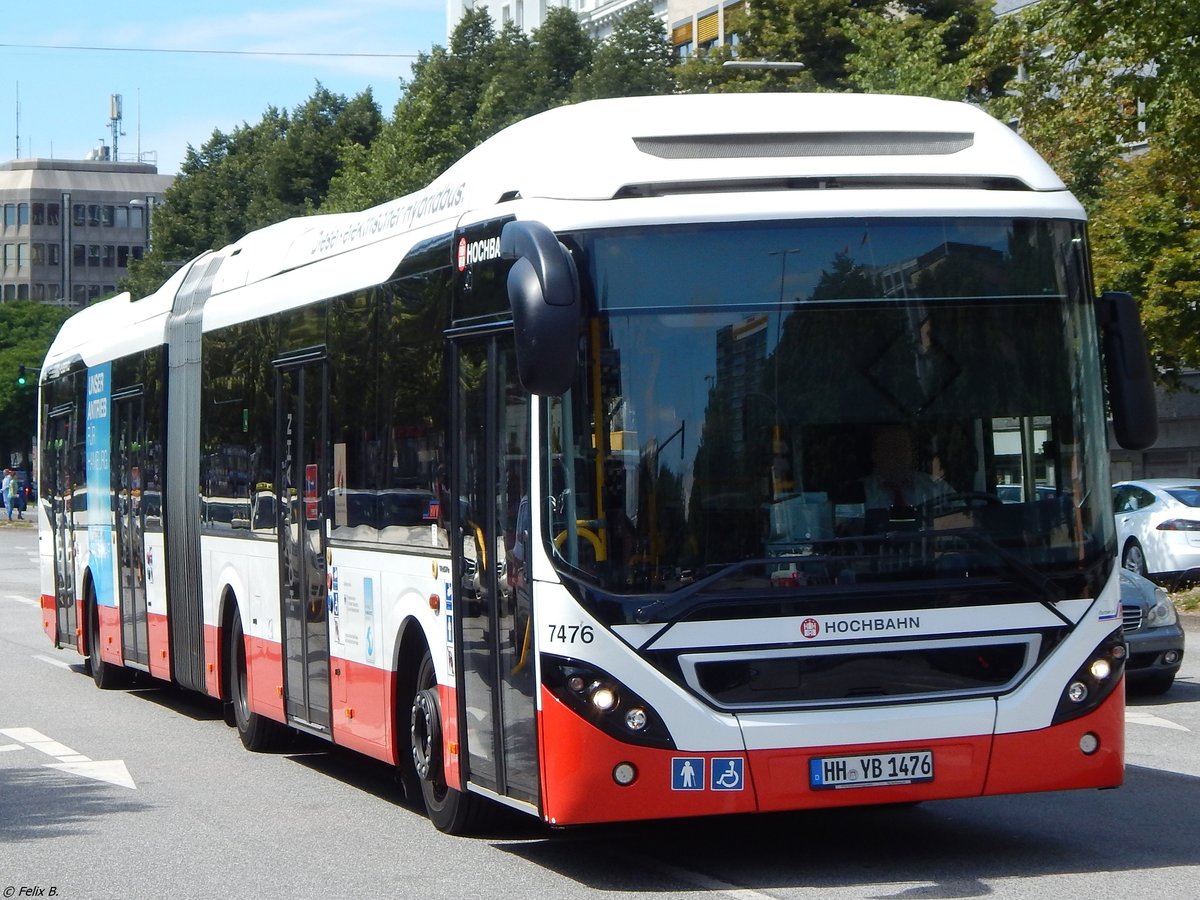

left=1118, top=568, right=1185, bottom=694
left=1113, top=478, right=1200, bottom=584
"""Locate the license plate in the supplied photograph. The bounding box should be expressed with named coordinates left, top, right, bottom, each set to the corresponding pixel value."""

left=810, top=750, right=934, bottom=790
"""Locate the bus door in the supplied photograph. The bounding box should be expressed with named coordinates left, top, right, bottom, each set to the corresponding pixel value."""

left=274, top=350, right=332, bottom=734
left=46, top=405, right=78, bottom=648
left=453, top=332, right=539, bottom=808
left=113, top=389, right=150, bottom=668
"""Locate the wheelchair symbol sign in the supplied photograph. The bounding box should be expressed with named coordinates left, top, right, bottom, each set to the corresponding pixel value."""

left=711, top=757, right=744, bottom=791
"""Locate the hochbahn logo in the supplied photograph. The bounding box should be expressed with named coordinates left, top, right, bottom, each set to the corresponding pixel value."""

left=801, top=615, right=920, bottom=639
left=457, top=235, right=503, bottom=271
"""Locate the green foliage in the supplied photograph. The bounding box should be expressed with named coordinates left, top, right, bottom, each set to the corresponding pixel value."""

left=127, top=83, right=381, bottom=283
left=0, top=302, right=72, bottom=466
left=1089, top=146, right=1200, bottom=383
left=843, top=12, right=977, bottom=100
left=735, top=0, right=990, bottom=91
left=572, top=3, right=674, bottom=100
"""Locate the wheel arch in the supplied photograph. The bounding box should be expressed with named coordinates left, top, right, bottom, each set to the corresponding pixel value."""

left=391, top=613, right=431, bottom=766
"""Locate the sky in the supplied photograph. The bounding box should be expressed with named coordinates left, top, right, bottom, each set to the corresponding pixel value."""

left=3, top=0, right=448, bottom=175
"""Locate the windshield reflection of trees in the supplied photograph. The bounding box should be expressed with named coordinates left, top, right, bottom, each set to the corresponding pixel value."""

left=550, top=224, right=1110, bottom=606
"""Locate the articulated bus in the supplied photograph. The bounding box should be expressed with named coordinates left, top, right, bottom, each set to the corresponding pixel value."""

left=37, top=93, right=1157, bottom=833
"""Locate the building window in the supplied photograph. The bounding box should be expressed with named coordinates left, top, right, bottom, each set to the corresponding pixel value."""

left=31, top=243, right=44, bottom=265
left=102, top=245, right=116, bottom=267
left=48, top=245, right=60, bottom=266
left=117, top=246, right=130, bottom=268
left=18, top=204, right=29, bottom=226
left=17, top=283, right=29, bottom=300
left=73, top=244, right=86, bottom=267
left=87, top=205, right=101, bottom=227
left=17, top=244, right=28, bottom=267
left=47, top=203, right=60, bottom=226
left=132, top=245, right=145, bottom=262
left=32, top=283, right=45, bottom=300
left=88, top=285, right=101, bottom=302
left=31, top=203, right=44, bottom=226
left=2, top=284, right=14, bottom=300
left=3, top=244, right=15, bottom=267
left=101, top=206, right=115, bottom=227
left=74, top=205, right=86, bottom=227
left=88, top=244, right=101, bottom=267
left=115, top=206, right=128, bottom=228
left=129, top=207, right=145, bottom=230
left=72, top=284, right=88, bottom=305
left=3, top=205, right=15, bottom=228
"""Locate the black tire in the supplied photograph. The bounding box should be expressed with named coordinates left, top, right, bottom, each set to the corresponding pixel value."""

left=87, top=587, right=125, bottom=690
left=1122, top=540, right=1148, bottom=577
left=229, top=611, right=285, bottom=751
left=410, top=650, right=490, bottom=834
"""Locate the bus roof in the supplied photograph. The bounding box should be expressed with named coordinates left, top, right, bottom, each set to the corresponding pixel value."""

left=43, top=93, right=1076, bottom=369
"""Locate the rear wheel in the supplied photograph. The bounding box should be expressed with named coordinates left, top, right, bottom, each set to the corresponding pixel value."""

left=87, top=586, right=125, bottom=689
left=1122, top=540, right=1148, bottom=577
left=229, top=611, right=285, bottom=751
left=410, top=650, right=490, bottom=834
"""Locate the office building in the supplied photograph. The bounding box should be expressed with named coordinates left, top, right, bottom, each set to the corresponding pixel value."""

left=0, top=158, right=173, bottom=307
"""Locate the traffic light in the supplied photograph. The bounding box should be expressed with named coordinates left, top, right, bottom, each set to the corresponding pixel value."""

left=16, top=364, right=26, bottom=386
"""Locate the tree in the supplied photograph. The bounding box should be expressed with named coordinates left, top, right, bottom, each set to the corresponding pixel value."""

left=324, top=10, right=500, bottom=212
left=734, top=0, right=990, bottom=91
left=0, top=302, right=72, bottom=469
left=573, top=3, right=674, bottom=101
left=1089, top=146, right=1200, bottom=384
left=125, top=84, right=381, bottom=295
left=843, top=10, right=980, bottom=100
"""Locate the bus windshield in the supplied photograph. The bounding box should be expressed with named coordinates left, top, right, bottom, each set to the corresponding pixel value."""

left=544, top=217, right=1114, bottom=617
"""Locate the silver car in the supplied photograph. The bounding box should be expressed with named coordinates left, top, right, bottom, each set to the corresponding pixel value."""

left=1119, top=568, right=1185, bottom=695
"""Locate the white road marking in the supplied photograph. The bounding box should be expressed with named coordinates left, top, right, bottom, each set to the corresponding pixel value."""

left=5, top=593, right=35, bottom=605
left=1126, top=709, right=1190, bottom=732
left=0, top=743, right=23, bottom=753
left=0, top=726, right=137, bottom=788
left=34, top=654, right=74, bottom=670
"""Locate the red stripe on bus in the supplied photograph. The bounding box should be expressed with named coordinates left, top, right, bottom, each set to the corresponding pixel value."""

left=246, top=634, right=286, bottom=723
left=148, top=612, right=171, bottom=680
left=97, top=603, right=122, bottom=666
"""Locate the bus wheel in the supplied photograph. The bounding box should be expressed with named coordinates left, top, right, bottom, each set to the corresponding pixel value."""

left=87, top=586, right=124, bottom=690
left=410, top=650, right=488, bottom=834
left=229, top=611, right=284, bottom=752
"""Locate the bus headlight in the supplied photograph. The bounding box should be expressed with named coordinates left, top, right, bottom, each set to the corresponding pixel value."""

left=544, top=655, right=676, bottom=749
left=1053, top=627, right=1126, bottom=724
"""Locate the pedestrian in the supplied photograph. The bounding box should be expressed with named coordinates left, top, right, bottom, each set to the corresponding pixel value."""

left=1, top=467, right=17, bottom=521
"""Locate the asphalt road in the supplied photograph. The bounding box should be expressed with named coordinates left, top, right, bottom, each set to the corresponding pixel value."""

left=2, top=521, right=1198, bottom=900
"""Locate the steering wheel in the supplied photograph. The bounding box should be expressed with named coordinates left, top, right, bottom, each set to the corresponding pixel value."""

left=935, top=491, right=1004, bottom=509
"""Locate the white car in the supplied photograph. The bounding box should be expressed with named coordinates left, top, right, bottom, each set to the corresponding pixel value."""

left=1112, top=478, right=1200, bottom=583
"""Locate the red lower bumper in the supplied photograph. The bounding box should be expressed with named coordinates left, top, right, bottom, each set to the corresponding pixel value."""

left=538, top=684, right=1125, bottom=826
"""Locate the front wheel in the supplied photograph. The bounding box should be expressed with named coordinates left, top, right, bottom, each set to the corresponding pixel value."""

left=410, top=650, right=490, bottom=834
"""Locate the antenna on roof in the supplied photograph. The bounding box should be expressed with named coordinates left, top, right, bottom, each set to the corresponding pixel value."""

left=109, top=94, right=126, bottom=162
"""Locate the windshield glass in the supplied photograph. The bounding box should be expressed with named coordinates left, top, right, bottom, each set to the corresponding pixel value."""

left=544, top=218, right=1114, bottom=618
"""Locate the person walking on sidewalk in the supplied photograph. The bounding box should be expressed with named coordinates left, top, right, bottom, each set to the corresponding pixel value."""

left=2, top=467, right=22, bottom=520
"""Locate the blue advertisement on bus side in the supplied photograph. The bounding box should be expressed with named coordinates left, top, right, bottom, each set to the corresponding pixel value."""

left=86, top=362, right=115, bottom=607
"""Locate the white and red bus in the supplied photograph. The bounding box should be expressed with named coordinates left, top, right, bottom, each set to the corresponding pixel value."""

left=37, top=93, right=1157, bottom=833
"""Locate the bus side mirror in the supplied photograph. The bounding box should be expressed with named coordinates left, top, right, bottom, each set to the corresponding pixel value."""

left=502, top=220, right=581, bottom=397
left=1096, top=291, right=1157, bottom=450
